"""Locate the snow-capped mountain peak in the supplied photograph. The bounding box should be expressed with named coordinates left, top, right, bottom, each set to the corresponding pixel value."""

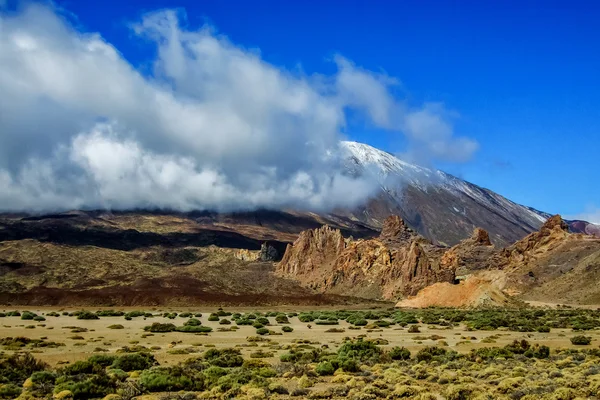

left=337, top=140, right=548, bottom=246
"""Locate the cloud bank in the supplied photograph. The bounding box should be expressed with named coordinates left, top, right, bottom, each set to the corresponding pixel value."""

left=0, top=4, right=477, bottom=213
left=566, top=205, right=600, bottom=225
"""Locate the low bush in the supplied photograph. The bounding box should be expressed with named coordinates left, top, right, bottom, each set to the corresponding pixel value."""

left=389, top=346, right=411, bottom=360
left=21, top=311, right=37, bottom=320
left=111, top=353, right=156, bottom=372
left=144, top=323, right=176, bottom=332
left=203, top=348, right=244, bottom=367
left=75, top=311, right=99, bottom=320
left=337, top=339, right=383, bottom=364
left=175, top=325, right=213, bottom=333
left=140, top=367, right=196, bottom=392
left=208, top=314, right=220, bottom=321
left=571, top=336, right=592, bottom=345
left=0, top=384, right=22, bottom=399
left=315, top=361, right=335, bottom=376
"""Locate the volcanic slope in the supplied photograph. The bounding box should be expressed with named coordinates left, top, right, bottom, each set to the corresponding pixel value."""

left=398, top=215, right=600, bottom=307
left=0, top=210, right=380, bottom=306
left=338, top=141, right=596, bottom=246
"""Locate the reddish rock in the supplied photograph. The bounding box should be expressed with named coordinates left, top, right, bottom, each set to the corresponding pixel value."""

left=277, top=215, right=456, bottom=299
left=470, top=228, right=492, bottom=246
left=379, top=215, right=415, bottom=242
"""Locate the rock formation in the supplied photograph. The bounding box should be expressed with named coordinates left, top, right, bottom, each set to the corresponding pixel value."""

left=277, top=215, right=456, bottom=299
left=259, top=242, right=280, bottom=261
left=495, top=215, right=575, bottom=268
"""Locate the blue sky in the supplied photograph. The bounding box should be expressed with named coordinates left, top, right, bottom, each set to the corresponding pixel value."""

left=1, top=0, right=599, bottom=221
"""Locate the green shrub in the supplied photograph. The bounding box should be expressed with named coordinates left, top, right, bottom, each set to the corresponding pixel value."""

left=257, top=317, right=270, bottom=325
left=315, top=361, right=335, bottom=376
left=21, top=311, right=37, bottom=320
left=337, top=339, right=383, bottom=363
left=96, top=310, right=125, bottom=317
left=107, top=324, right=124, bottom=330
left=256, top=328, right=269, bottom=335
left=276, top=315, right=290, bottom=324
left=75, top=311, right=99, bottom=320
left=415, top=346, right=447, bottom=362
left=87, top=354, right=117, bottom=367
left=341, top=359, right=360, bottom=372
left=571, top=336, right=592, bottom=345
left=0, top=352, right=48, bottom=385
left=0, top=383, right=22, bottom=399
left=282, top=326, right=293, bottom=333
left=144, top=323, right=176, bottom=332
left=249, top=350, right=273, bottom=358
left=140, top=367, right=196, bottom=392
left=31, top=370, right=57, bottom=384
left=219, top=319, right=231, bottom=325
left=389, top=346, right=411, bottom=360
left=62, top=360, right=101, bottom=376
left=123, top=311, right=146, bottom=318
left=315, top=319, right=338, bottom=325
left=203, top=366, right=228, bottom=387
left=33, top=315, right=46, bottom=322
left=208, top=314, right=220, bottom=321
left=184, top=318, right=202, bottom=326
left=175, top=325, right=213, bottom=333
left=216, top=309, right=232, bottom=317
left=111, top=353, right=156, bottom=371
left=298, top=313, right=315, bottom=323
left=203, top=348, right=244, bottom=367
left=54, top=372, right=113, bottom=399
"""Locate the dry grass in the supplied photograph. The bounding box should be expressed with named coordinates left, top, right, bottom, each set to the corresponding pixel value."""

left=1, top=309, right=598, bottom=367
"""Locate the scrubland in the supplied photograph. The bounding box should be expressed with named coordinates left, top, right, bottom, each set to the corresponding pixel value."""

left=1, top=307, right=600, bottom=399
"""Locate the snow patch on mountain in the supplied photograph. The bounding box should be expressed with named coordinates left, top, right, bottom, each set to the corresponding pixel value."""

left=340, top=141, right=548, bottom=225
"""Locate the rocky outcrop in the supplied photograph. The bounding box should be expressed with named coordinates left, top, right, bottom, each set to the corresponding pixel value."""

left=277, top=216, right=456, bottom=300
left=278, top=225, right=346, bottom=276
left=496, top=215, right=573, bottom=268
left=259, top=242, right=280, bottom=261
left=468, top=228, right=492, bottom=246
left=446, top=228, right=496, bottom=275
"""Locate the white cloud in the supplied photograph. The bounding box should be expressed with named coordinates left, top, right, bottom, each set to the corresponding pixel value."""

left=0, top=4, right=477, bottom=213
left=566, top=205, right=600, bottom=224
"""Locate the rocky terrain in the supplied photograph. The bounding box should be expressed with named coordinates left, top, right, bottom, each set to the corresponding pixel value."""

left=278, top=216, right=455, bottom=300
left=278, top=214, right=600, bottom=306
left=0, top=211, right=381, bottom=306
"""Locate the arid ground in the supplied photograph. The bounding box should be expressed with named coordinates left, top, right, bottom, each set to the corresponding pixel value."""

left=2, top=306, right=600, bottom=399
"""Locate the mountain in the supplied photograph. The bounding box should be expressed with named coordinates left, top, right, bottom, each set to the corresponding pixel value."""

left=1, top=140, right=599, bottom=307
left=337, top=141, right=549, bottom=247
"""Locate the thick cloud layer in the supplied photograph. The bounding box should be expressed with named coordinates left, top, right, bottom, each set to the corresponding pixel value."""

left=0, top=4, right=477, bottom=213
